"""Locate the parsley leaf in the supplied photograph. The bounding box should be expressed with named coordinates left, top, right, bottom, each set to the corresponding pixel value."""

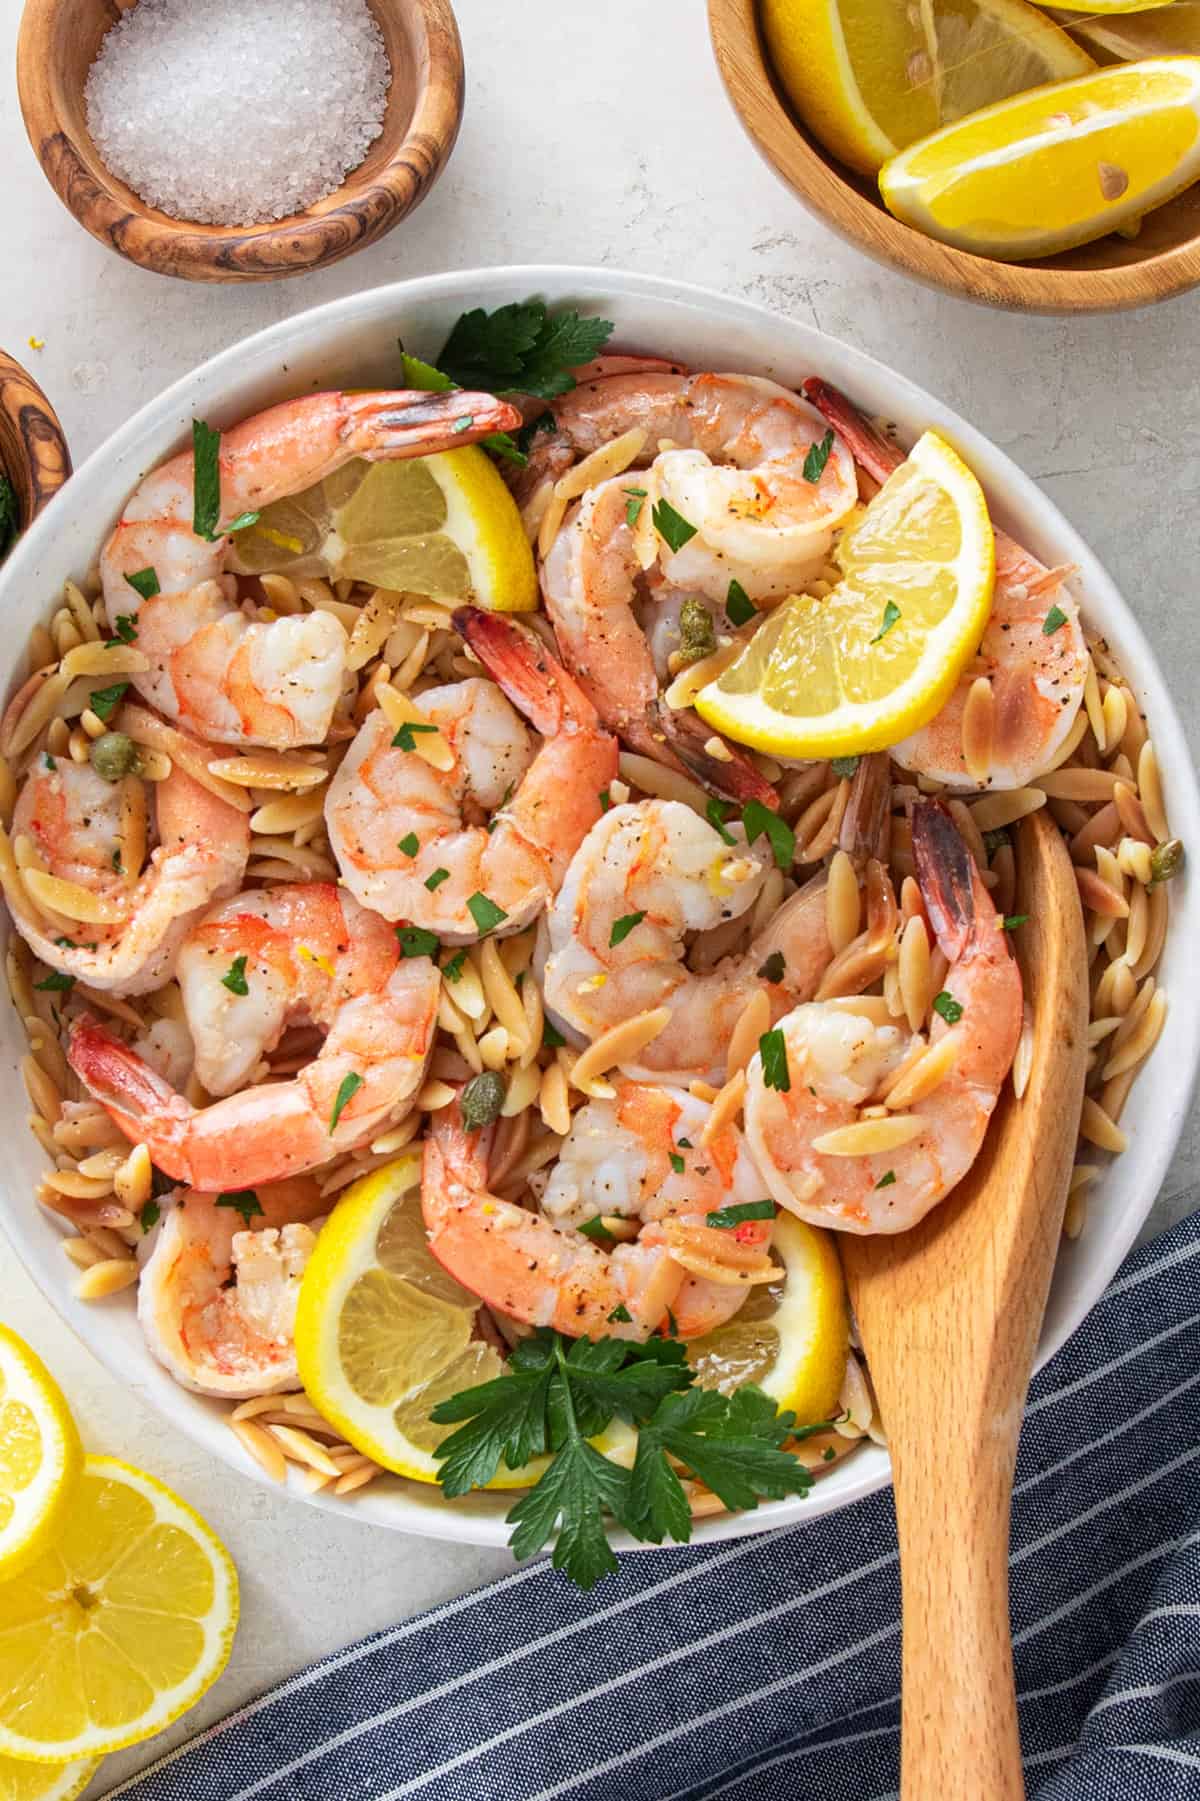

left=802, top=429, right=835, bottom=484
left=398, top=832, right=419, bottom=858
left=401, top=352, right=455, bottom=392
left=706, top=1198, right=775, bottom=1229
left=467, top=892, right=507, bottom=934
left=609, top=910, right=645, bottom=948
left=725, top=579, right=756, bottom=627
left=425, top=867, right=450, bottom=892
left=216, top=1189, right=262, bottom=1226
left=742, top=800, right=795, bottom=870
left=122, top=569, right=158, bottom=602
left=759, top=1026, right=791, bottom=1092
left=1042, top=604, right=1068, bottom=636
left=437, top=301, right=614, bottom=402
left=391, top=720, right=438, bottom=752
left=872, top=600, right=902, bottom=644
left=578, top=1216, right=615, bottom=1246
left=191, top=420, right=222, bottom=541
left=875, top=1170, right=897, bottom=1189
left=34, top=970, right=75, bottom=992
left=652, top=498, right=697, bottom=554
left=932, top=990, right=964, bottom=1024
left=89, top=682, right=129, bottom=724
left=607, top=1303, right=632, bottom=1324
left=758, top=950, right=786, bottom=984
left=598, top=788, right=612, bottom=813
left=441, top=949, right=467, bottom=983
left=626, top=1385, right=812, bottom=1544
left=221, top=955, right=249, bottom=995
left=329, top=1071, right=363, bottom=1133
left=139, top=1199, right=161, bottom=1233
left=706, top=797, right=736, bottom=845
left=623, top=486, right=647, bottom=527
left=1003, top=914, right=1029, bottom=931
left=397, top=925, right=440, bottom=959
left=543, top=1018, right=566, bottom=1049
left=669, top=1151, right=685, bottom=1175
left=830, top=755, right=860, bottom=780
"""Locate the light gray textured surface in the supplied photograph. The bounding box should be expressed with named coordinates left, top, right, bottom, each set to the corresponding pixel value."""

left=0, top=0, right=1197, bottom=1790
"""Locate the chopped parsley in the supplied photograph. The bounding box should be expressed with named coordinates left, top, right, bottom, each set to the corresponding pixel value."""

left=329, top=1071, right=364, bottom=1134
left=758, top=1026, right=790, bottom=1092
left=623, top=486, right=647, bottom=527
left=607, top=1304, right=632, bottom=1325
left=609, top=910, right=645, bottom=948
left=1003, top=914, right=1029, bottom=931
left=830, top=756, right=860, bottom=780
left=392, top=720, right=438, bottom=753
left=1042, top=605, right=1068, bottom=636
left=138, top=1199, right=161, bottom=1233
left=758, top=950, right=786, bottom=984
left=425, top=867, right=451, bottom=892
left=220, top=955, right=249, bottom=996
left=598, top=788, right=612, bottom=813
left=725, top=579, right=756, bottom=627
left=543, top=1018, right=567, bottom=1049
left=706, top=797, right=736, bottom=845
left=223, top=510, right=260, bottom=535
left=191, top=420, right=222, bottom=541
left=669, top=1152, right=685, bottom=1175
left=578, top=1216, right=615, bottom=1246
left=216, top=1189, right=263, bottom=1226
left=652, top=498, right=697, bottom=554
left=397, top=925, right=440, bottom=959
left=122, top=565, right=157, bottom=600
left=467, top=892, right=508, bottom=934
left=932, top=990, right=964, bottom=1024
left=803, top=429, right=835, bottom=483
left=875, top=1171, right=897, bottom=1190
left=34, top=970, right=75, bottom=992
left=398, top=832, right=419, bottom=858
left=871, top=600, right=902, bottom=644
left=441, top=949, right=467, bottom=983
left=88, top=682, right=129, bottom=724
left=742, top=800, right=795, bottom=871
left=706, top=1198, right=775, bottom=1229
left=43, top=753, right=56, bottom=771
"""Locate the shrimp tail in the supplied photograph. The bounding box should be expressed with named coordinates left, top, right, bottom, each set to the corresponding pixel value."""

left=801, top=379, right=904, bottom=487
left=68, top=1015, right=192, bottom=1149
left=339, top=390, right=524, bottom=459
left=652, top=701, right=780, bottom=808
left=452, top=606, right=601, bottom=736
left=911, top=800, right=978, bottom=961
left=837, top=751, right=892, bottom=864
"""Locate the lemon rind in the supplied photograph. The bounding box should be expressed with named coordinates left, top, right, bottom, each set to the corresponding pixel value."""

left=0, top=1326, right=83, bottom=1582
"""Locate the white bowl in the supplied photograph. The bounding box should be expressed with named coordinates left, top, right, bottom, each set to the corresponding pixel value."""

left=3, top=266, right=1198, bottom=1552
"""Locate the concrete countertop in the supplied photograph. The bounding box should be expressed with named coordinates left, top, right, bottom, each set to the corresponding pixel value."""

left=1, top=0, right=1197, bottom=1790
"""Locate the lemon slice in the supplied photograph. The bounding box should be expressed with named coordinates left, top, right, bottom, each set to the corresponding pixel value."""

left=687, top=1213, right=849, bottom=1422
left=880, top=58, right=1200, bottom=260
left=1059, top=5, right=1200, bottom=60
left=0, top=1326, right=82, bottom=1581
left=0, top=1456, right=237, bottom=1763
left=230, top=447, right=537, bottom=612
left=762, top=0, right=1093, bottom=177
left=0, top=1756, right=98, bottom=1801
left=695, top=430, right=994, bottom=759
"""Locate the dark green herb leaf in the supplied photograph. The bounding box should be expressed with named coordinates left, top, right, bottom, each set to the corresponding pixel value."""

left=705, top=1198, right=775, bottom=1229
left=329, top=1071, right=363, bottom=1134
left=623, top=486, right=647, bottom=528
left=875, top=1170, right=897, bottom=1190
left=122, top=569, right=158, bottom=602
left=706, top=797, right=736, bottom=845
left=1003, top=914, right=1029, bottom=931
left=191, top=420, right=222, bottom=541
left=461, top=1070, right=507, bottom=1131
left=759, top=1026, right=790, bottom=1092
left=482, top=432, right=525, bottom=467
left=652, top=498, right=697, bottom=554
left=397, top=926, right=440, bottom=959
left=424, top=867, right=451, bottom=892
left=1042, top=605, right=1068, bottom=636
left=441, top=950, right=467, bottom=983
left=669, top=1152, right=685, bottom=1175
left=725, top=579, right=756, bottom=627
left=742, top=800, right=795, bottom=870
left=598, top=788, right=612, bottom=813
left=437, top=302, right=613, bottom=401
left=43, top=753, right=56, bottom=771
left=89, top=683, right=129, bottom=724
left=467, top=892, right=508, bottom=934
left=391, top=720, right=438, bottom=752
left=607, top=1303, right=632, bottom=1324
left=830, top=756, right=860, bottom=780
left=34, top=970, right=75, bottom=992
left=578, top=1216, right=615, bottom=1246
left=677, top=1137, right=693, bottom=1149
left=223, top=511, right=260, bottom=534
left=932, top=990, right=964, bottom=1024
left=216, top=1189, right=263, bottom=1226
left=398, top=832, right=419, bottom=858
left=139, top=1199, right=161, bottom=1233
left=871, top=600, right=902, bottom=644
left=401, top=352, right=455, bottom=392
left=543, top=1018, right=566, bottom=1049
left=221, top=955, right=249, bottom=996
left=609, top=910, right=645, bottom=948
left=802, top=429, right=835, bottom=484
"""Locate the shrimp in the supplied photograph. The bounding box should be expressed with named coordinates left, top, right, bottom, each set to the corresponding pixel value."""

left=138, top=1193, right=320, bottom=1397
left=325, top=608, right=616, bottom=939
left=541, top=798, right=841, bottom=1083
left=99, top=388, right=522, bottom=750
left=10, top=749, right=249, bottom=994
left=539, top=1079, right=779, bottom=1338
left=744, top=801, right=1022, bottom=1235
left=67, top=884, right=440, bottom=1185
left=804, top=379, right=1089, bottom=790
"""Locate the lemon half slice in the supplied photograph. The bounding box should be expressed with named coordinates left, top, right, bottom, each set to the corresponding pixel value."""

left=231, top=447, right=537, bottom=611
left=880, top=58, right=1200, bottom=260
left=762, top=0, right=1093, bottom=176
left=0, top=1457, right=237, bottom=1763
left=0, top=1756, right=98, bottom=1801
left=696, top=429, right=994, bottom=759
left=687, top=1213, right=849, bottom=1423
left=0, top=1325, right=82, bottom=1582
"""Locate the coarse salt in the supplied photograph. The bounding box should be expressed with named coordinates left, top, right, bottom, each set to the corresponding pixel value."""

left=85, top=0, right=391, bottom=227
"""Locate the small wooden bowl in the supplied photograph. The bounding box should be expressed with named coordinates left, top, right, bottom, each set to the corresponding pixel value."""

left=0, top=350, right=71, bottom=530
left=710, top=0, right=1200, bottom=314
left=17, top=0, right=464, bottom=284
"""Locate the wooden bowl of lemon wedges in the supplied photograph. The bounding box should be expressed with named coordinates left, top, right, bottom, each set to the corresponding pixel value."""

left=710, top=0, right=1200, bottom=312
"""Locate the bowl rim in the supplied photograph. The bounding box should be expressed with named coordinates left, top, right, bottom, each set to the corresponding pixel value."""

left=707, top=0, right=1200, bottom=316
left=3, top=262, right=1198, bottom=1552
left=15, top=0, right=465, bottom=283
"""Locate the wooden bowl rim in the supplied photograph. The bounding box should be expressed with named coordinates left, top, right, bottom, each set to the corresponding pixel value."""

left=708, top=0, right=1200, bottom=315
left=0, top=347, right=71, bottom=528
left=16, top=0, right=464, bottom=283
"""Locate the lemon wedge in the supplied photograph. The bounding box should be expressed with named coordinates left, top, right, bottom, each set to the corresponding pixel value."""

left=230, top=446, right=537, bottom=611
left=880, top=58, right=1200, bottom=259
left=1060, top=5, right=1200, bottom=61
left=0, top=1325, right=82, bottom=1582
left=0, top=1456, right=237, bottom=1763
left=762, top=0, right=1093, bottom=176
left=687, top=1213, right=849, bottom=1423
left=0, top=1756, right=98, bottom=1801
left=695, top=429, right=994, bottom=759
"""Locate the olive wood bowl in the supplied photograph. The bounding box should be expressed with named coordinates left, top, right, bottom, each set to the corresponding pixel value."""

left=17, top=0, right=464, bottom=283
left=0, top=349, right=71, bottom=530
left=709, top=0, right=1200, bottom=314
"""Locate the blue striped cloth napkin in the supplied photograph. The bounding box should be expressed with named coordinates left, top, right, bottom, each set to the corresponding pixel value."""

left=109, top=1211, right=1200, bottom=1801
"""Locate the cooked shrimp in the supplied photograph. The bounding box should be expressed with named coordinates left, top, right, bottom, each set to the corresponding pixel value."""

left=745, top=801, right=1022, bottom=1234
left=541, top=798, right=840, bottom=1083
left=67, top=884, right=440, bottom=1185
left=540, top=1079, right=778, bottom=1338
left=10, top=750, right=249, bottom=994
left=138, top=1195, right=317, bottom=1397
left=100, top=388, right=522, bottom=750
left=325, top=608, right=616, bottom=939
left=423, top=1102, right=686, bottom=1341
left=804, top=379, right=1088, bottom=789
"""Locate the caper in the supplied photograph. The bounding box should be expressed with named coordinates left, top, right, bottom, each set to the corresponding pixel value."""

left=460, top=1070, right=507, bottom=1131
left=90, top=732, right=139, bottom=783
left=1149, top=837, right=1184, bottom=887
left=676, top=596, right=717, bottom=667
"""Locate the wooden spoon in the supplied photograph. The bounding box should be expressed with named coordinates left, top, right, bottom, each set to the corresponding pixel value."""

left=841, top=810, right=1088, bottom=1799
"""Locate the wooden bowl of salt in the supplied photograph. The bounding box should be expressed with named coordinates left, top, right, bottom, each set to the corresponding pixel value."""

left=0, top=349, right=71, bottom=535
left=17, top=0, right=464, bottom=283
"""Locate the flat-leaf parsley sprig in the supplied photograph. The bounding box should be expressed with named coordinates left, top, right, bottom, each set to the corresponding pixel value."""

left=430, top=1330, right=818, bottom=1589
